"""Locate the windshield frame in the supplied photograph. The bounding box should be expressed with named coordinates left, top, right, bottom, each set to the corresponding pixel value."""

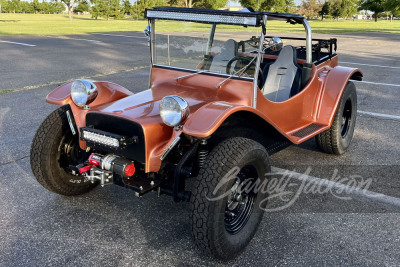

left=148, top=18, right=263, bottom=106
left=146, top=8, right=312, bottom=109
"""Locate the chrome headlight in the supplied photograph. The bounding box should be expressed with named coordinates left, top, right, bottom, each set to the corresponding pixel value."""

left=71, top=79, right=98, bottom=107
left=159, top=95, right=189, bottom=127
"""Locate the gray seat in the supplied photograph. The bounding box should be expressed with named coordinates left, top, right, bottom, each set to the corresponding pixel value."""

left=209, top=39, right=238, bottom=74
left=262, top=45, right=302, bottom=102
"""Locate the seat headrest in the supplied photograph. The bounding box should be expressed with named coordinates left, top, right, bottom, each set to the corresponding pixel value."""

left=274, top=45, right=297, bottom=66
left=217, top=39, right=238, bottom=61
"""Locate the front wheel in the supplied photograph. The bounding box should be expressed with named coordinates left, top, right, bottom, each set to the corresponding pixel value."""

left=316, top=81, right=357, bottom=155
left=190, top=137, right=270, bottom=260
left=30, top=105, right=97, bottom=196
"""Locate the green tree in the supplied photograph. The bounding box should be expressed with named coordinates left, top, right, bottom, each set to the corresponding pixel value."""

left=274, top=0, right=296, bottom=12
left=193, top=0, right=227, bottom=9
left=340, top=0, right=358, bottom=18
left=331, top=0, right=345, bottom=19
left=60, top=0, right=76, bottom=20
left=109, top=0, right=124, bottom=19
left=319, top=0, right=331, bottom=20
left=9, top=0, right=25, bottom=13
left=53, top=1, right=65, bottom=13
left=167, top=0, right=185, bottom=6
left=298, top=0, right=322, bottom=19
left=122, top=0, right=131, bottom=14
left=21, top=1, right=35, bottom=12
left=91, top=0, right=124, bottom=20
left=75, top=0, right=89, bottom=12
left=133, top=0, right=165, bottom=19
left=0, top=0, right=10, bottom=12
left=385, top=0, right=400, bottom=19
left=90, top=0, right=101, bottom=18
left=41, top=1, right=52, bottom=13
left=358, top=0, right=385, bottom=21
left=239, top=0, right=294, bottom=11
left=32, top=0, right=40, bottom=13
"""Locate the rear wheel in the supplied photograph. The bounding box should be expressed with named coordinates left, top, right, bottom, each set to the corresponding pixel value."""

left=30, top=105, right=97, bottom=196
left=316, top=81, right=357, bottom=154
left=191, top=137, right=270, bottom=260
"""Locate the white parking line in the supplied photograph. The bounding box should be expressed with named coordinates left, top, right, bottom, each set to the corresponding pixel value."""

left=363, top=52, right=400, bottom=58
left=342, top=51, right=400, bottom=58
left=93, top=33, right=147, bottom=39
left=354, top=80, right=400, bottom=87
left=0, top=40, right=36, bottom=47
left=272, top=167, right=400, bottom=211
left=342, top=61, right=400, bottom=69
left=46, top=36, right=102, bottom=43
left=358, top=110, right=400, bottom=120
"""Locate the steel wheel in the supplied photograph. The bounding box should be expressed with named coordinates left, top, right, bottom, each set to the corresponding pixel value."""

left=341, top=99, right=353, bottom=138
left=191, top=137, right=270, bottom=260
left=224, top=165, right=258, bottom=235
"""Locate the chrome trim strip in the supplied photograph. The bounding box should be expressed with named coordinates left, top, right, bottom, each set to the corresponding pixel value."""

left=65, top=110, right=76, bottom=136
left=160, top=136, right=181, bottom=160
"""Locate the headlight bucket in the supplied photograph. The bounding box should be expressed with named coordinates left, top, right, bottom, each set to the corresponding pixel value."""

left=159, top=95, right=189, bottom=127
left=71, top=79, right=98, bottom=107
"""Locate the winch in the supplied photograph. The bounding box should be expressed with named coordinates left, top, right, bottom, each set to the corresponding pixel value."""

left=79, top=153, right=136, bottom=186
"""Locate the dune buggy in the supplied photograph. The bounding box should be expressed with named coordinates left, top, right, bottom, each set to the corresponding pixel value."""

left=31, top=7, right=362, bottom=259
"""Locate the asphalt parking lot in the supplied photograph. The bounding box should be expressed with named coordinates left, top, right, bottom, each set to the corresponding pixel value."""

left=0, top=31, right=399, bottom=266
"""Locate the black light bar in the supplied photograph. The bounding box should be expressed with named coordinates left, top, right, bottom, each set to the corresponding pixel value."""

left=80, top=127, right=138, bottom=149
left=145, top=7, right=305, bottom=26
left=81, top=127, right=122, bottom=148
left=145, top=7, right=260, bottom=26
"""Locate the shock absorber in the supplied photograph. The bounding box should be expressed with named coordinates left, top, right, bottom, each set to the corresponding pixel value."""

left=198, top=139, right=209, bottom=169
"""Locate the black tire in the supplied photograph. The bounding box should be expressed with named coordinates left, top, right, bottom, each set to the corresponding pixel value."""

left=190, top=137, right=270, bottom=260
left=30, top=105, right=97, bottom=196
left=316, top=81, right=357, bottom=155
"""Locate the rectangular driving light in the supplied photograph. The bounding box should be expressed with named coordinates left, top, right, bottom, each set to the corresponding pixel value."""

left=81, top=127, right=121, bottom=148
left=145, top=10, right=258, bottom=26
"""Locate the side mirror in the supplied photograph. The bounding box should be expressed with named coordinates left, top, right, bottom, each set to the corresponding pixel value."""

left=268, top=37, right=283, bottom=52
left=144, top=25, right=151, bottom=37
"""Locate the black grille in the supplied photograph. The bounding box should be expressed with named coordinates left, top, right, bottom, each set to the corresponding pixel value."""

left=292, top=123, right=324, bottom=138
left=85, top=112, right=145, bottom=163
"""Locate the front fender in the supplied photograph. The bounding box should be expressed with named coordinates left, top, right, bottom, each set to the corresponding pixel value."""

left=46, top=81, right=133, bottom=106
left=316, top=66, right=363, bottom=125
left=46, top=81, right=133, bottom=150
left=182, top=101, right=285, bottom=139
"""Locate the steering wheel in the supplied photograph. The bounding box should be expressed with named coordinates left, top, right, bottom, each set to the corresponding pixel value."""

left=226, top=56, right=264, bottom=87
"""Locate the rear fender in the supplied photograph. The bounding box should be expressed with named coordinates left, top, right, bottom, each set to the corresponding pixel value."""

left=46, top=81, right=133, bottom=149
left=316, top=66, right=363, bottom=126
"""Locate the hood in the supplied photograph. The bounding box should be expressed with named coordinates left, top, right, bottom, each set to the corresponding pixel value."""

left=88, top=68, right=253, bottom=126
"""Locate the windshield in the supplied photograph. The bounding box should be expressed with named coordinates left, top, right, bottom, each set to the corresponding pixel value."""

left=154, top=20, right=261, bottom=79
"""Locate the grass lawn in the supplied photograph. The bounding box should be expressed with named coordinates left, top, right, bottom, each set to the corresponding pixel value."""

left=0, top=13, right=399, bottom=36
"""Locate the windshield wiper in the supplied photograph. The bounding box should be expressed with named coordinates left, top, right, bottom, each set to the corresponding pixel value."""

left=215, top=56, right=257, bottom=88
left=175, top=69, right=209, bottom=80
